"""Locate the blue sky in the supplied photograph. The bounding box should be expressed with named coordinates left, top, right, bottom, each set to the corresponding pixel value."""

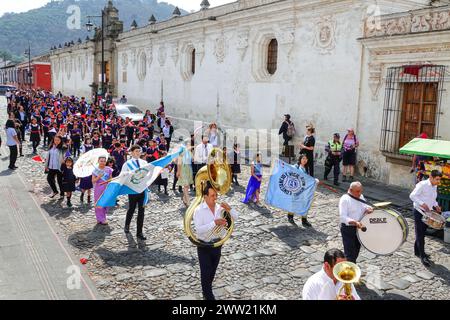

left=0, top=0, right=236, bottom=17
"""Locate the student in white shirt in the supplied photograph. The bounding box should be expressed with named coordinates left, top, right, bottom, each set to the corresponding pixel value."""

left=409, top=170, right=442, bottom=267
left=303, top=248, right=361, bottom=300
left=193, top=183, right=239, bottom=300
left=339, top=182, right=373, bottom=263
left=193, top=136, right=213, bottom=183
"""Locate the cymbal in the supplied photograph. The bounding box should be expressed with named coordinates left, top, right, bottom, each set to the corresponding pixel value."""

left=373, top=202, right=392, bottom=208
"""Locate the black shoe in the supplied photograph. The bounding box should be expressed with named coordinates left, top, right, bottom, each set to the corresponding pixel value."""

left=67, top=200, right=72, bottom=208
left=137, top=234, right=147, bottom=241
left=349, top=176, right=354, bottom=182
left=288, top=215, right=297, bottom=226
left=421, top=257, right=432, bottom=267
left=87, top=196, right=91, bottom=203
left=178, top=186, right=182, bottom=193
left=334, top=181, right=340, bottom=186
left=80, top=193, right=84, bottom=202
left=302, top=218, right=312, bottom=227
left=8, top=166, right=16, bottom=170
left=164, top=191, right=169, bottom=195
left=124, top=225, right=130, bottom=234
left=415, top=252, right=431, bottom=259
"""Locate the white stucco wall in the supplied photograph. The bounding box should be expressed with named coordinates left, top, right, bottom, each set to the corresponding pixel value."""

left=50, top=45, right=94, bottom=99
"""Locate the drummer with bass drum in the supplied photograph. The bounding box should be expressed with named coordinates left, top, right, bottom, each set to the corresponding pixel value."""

left=339, top=182, right=374, bottom=263
left=409, top=170, right=443, bottom=267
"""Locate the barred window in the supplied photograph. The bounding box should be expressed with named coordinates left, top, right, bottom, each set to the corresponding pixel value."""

left=267, top=39, right=278, bottom=75
left=380, top=65, right=446, bottom=156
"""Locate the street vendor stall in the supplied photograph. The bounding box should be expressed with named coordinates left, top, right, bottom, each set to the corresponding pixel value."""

left=400, top=138, right=450, bottom=212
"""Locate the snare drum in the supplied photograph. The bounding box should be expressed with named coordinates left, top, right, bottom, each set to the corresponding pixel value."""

left=357, top=209, right=409, bottom=256
left=416, top=208, right=446, bottom=230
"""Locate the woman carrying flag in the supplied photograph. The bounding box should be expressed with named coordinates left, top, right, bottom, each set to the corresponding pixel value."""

left=288, top=155, right=312, bottom=227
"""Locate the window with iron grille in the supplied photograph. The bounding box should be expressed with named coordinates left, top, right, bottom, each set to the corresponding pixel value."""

left=267, top=39, right=278, bottom=75
left=380, top=65, right=446, bottom=156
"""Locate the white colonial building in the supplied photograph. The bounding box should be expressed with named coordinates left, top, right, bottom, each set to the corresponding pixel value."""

left=50, top=0, right=450, bottom=188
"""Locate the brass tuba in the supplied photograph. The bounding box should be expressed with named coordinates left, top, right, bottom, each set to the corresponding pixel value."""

left=184, top=148, right=234, bottom=247
left=333, top=261, right=361, bottom=300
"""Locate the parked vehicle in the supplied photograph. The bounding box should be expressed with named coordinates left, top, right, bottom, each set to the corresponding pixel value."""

left=114, top=104, right=145, bottom=123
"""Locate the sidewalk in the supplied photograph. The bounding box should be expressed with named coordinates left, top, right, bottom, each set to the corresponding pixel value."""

left=315, top=166, right=413, bottom=210
left=0, top=97, right=101, bottom=300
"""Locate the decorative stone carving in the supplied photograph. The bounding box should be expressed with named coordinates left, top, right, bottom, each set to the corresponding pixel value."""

left=137, top=50, right=147, bottom=81
left=368, top=63, right=382, bottom=101
left=278, top=28, right=295, bottom=57
left=237, top=30, right=250, bottom=61
left=364, top=7, right=450, bottom=38
left=158, top=45, right=167, bottom=66
left=145, top=45, right=153, bottom=68
left=313, top=15, right=337, bottom=55
left=122, top=52, right=128, bottom=70
left=171, top=41, right=179, bottom=66
left=195, top=41, right=205, bottom=65
left=214, top=36, right=227, bottom=63
left=130, top=48, right=137, bottom=68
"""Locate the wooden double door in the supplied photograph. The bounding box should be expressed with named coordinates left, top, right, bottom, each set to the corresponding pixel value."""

left=399, top=82, right=438, bottom=148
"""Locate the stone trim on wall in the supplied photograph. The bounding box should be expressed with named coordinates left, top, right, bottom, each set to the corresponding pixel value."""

left=364, top=5, right=450, bottom=38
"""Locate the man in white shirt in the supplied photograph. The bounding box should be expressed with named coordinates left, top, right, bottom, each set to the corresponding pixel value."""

left=193, top=136, right=213, bottom=183
left=122, top=145, right=149, bottom=241
left=303, top=248, right=361, bottom=300
left=193, top=183, right=239, bottom=300
left=339, top=182, right=373, bottom=263
left=409, top=170, right=442, bottom=267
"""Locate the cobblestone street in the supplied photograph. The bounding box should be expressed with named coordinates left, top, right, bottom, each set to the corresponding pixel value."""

left=2, top=109, right=448, bottom=300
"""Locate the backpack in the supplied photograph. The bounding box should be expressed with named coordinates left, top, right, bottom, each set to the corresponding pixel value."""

left=286, top=121, right=296, bottom=138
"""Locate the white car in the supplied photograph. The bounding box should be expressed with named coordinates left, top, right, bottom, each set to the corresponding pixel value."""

left=114, top=104, right=145, bottom=123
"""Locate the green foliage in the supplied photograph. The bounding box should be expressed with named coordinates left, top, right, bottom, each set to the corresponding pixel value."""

left=0, top=0, right=185, bottom=57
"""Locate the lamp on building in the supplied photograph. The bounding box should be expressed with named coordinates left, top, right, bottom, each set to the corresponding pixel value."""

left=85, top=10, right=106, bottom=99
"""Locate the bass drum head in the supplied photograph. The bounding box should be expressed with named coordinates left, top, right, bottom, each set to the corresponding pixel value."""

left=357, top=209, right=408, bottom=256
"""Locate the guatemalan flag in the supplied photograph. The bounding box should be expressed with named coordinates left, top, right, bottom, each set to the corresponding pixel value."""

left=265, top=159, right=318, bottom=216
left=97, top=146, right=186, bottom=207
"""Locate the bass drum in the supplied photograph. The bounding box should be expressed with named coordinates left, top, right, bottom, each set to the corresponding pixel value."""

left=357, top=209, right=409, bottom=256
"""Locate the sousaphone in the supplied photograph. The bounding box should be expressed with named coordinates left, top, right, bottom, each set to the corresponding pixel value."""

left=184, top=148, right=234, bottom=247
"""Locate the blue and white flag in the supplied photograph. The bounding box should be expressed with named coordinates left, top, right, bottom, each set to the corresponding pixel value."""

left=97, top=146, right=186, bottom=207
left=265, top=159, right=318, bottom=216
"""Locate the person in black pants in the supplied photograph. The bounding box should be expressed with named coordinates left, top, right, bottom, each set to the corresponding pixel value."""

left=324, top=133, right=342, bottom=186
left=5, top=120, right=20, bottom=170
left=409, top=170, right=443, bottom=267
left=193, top=184, right=239, bottom=300
left=339, top=182, right=373, bottom=263
left=45, top=136, right=66, bottom=198
left=300, top=126, right=316, bottom=177
left=123, top=145, right=148, bottom=241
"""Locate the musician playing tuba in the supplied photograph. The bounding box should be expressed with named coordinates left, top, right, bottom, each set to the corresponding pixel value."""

left=193, top=182, right=239, bottom=300
left=302, top=249, right=361, bottom=300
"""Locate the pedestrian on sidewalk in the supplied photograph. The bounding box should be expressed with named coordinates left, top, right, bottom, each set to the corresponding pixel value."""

left=242, top=153, right=263, bottom=205
left=324, top=133, right=342, bottom=186
left=279, top=114, right=295, bottom=156
left=342, top=128, right=359, bottom=182
left=92, top=156, right=113, bottom=225
left=14, top=120, right=24, bottom=157
left=288, top=155, right=313, bottom=227
left=45, top=136, right=67, bottom=199
left=5, top=119, right=20, bottom=170
left=300, top=125, right=315, bottom=177
left=61, top=157, right=77, bottom=207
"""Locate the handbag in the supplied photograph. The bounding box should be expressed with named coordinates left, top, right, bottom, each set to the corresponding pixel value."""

left=324, top=155, right=332, bottom=169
